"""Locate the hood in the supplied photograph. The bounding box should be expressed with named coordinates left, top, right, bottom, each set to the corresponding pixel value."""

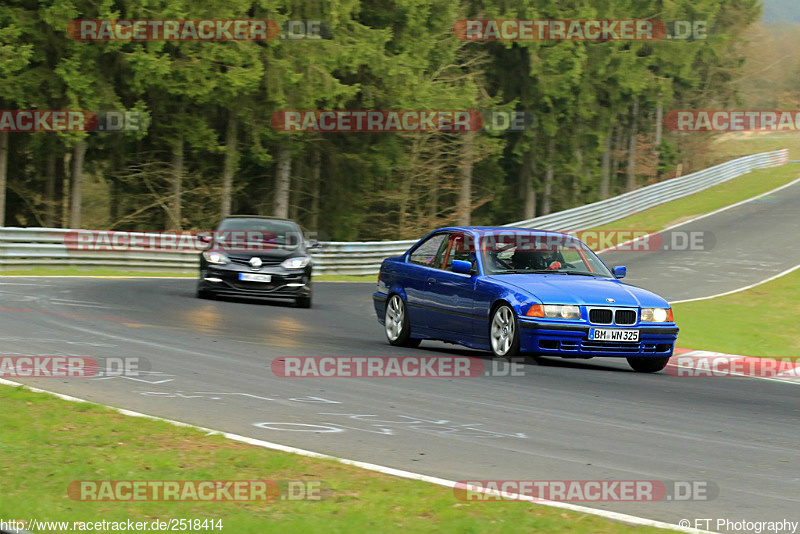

left=223, top=247, right=303, bottom=262
left=487, top=274, right=670, bottom=308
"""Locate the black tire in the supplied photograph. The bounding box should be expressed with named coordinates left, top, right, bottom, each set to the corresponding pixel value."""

left=384, top=294, right=421, bottom=347
left=627, top=356, right=670, bottom=373
left=489, top=304, right=520, bottom=358
left=296, top=294, right=312, bottom=308
left=196, top=283, right=212, bottom=299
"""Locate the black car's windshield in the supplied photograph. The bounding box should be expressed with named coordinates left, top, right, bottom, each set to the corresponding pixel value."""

left=480, top=233, right=612, bottom=277
left=216, top=218, right=303, bottom=249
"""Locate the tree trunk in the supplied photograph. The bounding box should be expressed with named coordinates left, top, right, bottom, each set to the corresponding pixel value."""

left=169, top=138, right=184, bottom=230
left=626, top=99, right=640, bottom=192
left=457, top=131, right=474, bottom=226
left=274, top=144, right=291, bottom=218
left=519, top=148, right=536, bottom=220
left=69, top=140, right=87, bottom=228
left=45, top=142, right=57, bottom=227
left=309, top=147, right=321, bottom=230
left=0, top=132, right=8, bottom=227
left=221, top=113, right=238, bottom=219
left=600, top=131, right=612, bottom=199
left=62, top=152, right=71, bottom=228
left=654, top=98, right=663, bottom=178
left=541, top=141, right=554, bottom=216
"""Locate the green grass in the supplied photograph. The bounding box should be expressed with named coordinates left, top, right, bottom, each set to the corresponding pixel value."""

left=673, top=269, right=800, bottom=358
left=590, top=163, right=799, bottom=240
left=0, top=386, right=662, bottom=534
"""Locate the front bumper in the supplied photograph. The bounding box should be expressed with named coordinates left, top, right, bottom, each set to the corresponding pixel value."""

left=519, top=319, right=678, bottom=358
left=200, top=265, right=311, bottom=299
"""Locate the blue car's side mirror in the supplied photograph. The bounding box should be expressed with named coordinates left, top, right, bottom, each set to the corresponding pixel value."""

left=613, top=266, right=627, bottom=279
left=452, top=260, right=473, bottom=275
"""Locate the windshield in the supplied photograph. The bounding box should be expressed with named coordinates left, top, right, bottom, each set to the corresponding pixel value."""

left=216, top=218, right=303, bottom=249
left=480, top=233, right=612, bottom=277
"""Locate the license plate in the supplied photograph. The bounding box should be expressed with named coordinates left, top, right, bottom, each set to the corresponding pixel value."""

left=589, top=328, right=639, bottom=342
left=239, top=273, right=271, bottom=283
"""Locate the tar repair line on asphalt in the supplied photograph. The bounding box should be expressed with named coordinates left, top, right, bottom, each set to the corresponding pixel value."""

left=0, top=377, right=715, bottom=534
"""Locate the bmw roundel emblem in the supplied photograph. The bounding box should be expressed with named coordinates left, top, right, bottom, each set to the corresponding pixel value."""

left=606, top=297, right=615, bottom=303
left=249, top=257, right=263, bottom=269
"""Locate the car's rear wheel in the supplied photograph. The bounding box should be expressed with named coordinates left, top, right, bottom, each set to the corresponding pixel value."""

left=385, top=295, right=420, bottom=347
left=627, top=356, right=670, bottom=373
left=490, top=304, right=520, bottom=358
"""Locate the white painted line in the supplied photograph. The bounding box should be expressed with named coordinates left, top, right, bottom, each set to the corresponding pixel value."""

left=670, top=262, right=800, bottom=304
left=0, top=378, right=712, bottom=534
left=597, top=174, right=800, bottom=254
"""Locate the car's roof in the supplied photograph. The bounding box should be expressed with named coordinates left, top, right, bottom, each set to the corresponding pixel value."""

left=221, top=215, right=295, bottom=222
left=433, top=226, right=570, bottom=236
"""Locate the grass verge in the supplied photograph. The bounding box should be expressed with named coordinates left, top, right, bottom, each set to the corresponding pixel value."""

left=0, top=385, right=662, bottom=533
left=673, top=269, right=800, bottom=358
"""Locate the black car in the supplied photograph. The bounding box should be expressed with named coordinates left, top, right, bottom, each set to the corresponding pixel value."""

left=196, top=216, right=317, bottom=307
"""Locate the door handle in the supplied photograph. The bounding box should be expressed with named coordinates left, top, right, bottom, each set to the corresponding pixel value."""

left=426, top=278, right=436, bottom=285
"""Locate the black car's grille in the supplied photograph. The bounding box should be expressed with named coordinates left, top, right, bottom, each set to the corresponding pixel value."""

left=614, top=309, right=637, bottom=325
left=589, top=309, right=613, bottom=324
left=231, top=257, right=282, bottom=267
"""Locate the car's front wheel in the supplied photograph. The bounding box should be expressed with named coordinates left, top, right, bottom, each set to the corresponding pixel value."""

left=490, top=304, right=520, bottom=358
left=385, top=295, right=420, bottom=347
left=627, top=356, right=670, bottom=373
left=295, top=294, right=312, bottom=308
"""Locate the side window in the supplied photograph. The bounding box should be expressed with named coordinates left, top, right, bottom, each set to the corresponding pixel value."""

left=443, top=233, right=473, bottom=271
left=409, top=233, right=449, bottom=268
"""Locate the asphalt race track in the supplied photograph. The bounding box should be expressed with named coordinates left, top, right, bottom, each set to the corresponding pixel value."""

left=2, top=179, right=800, bottom=532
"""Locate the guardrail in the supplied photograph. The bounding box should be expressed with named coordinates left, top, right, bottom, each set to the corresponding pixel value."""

left=0, top=149, right=788, bottom=276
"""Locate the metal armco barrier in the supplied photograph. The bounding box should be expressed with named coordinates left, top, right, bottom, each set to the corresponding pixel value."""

left=0, top=149, right=788, bottom=276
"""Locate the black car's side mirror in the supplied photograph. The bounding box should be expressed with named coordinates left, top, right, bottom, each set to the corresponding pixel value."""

left=307, top=239, right=322, bottom=249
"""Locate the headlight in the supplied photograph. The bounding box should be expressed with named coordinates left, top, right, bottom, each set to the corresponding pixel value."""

left=202, top=251, right=230, bottom=265
left=528, top=304, right=580, bottom=319
left=281, top=256, right=311, bottom=269
left=641, top=308, right=673, bottom=322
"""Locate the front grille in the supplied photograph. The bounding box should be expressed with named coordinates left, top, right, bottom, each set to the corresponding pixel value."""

left=581, top=340, right=642, bottom=353
left=231, top=257, right=282, bottom=267
left=614, top=309, right=637, bottom=325
left=589, top=309, right=613, bottom=324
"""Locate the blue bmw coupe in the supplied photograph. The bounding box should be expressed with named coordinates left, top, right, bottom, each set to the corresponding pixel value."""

left=373, top=227, right=678, bottom=373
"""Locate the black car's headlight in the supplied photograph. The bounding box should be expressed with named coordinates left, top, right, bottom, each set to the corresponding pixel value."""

left=640, top=308, right=673, bottom=322
left=281, top=256, right=311, bottom=269
left=202, top=251, right=230, bottom=265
